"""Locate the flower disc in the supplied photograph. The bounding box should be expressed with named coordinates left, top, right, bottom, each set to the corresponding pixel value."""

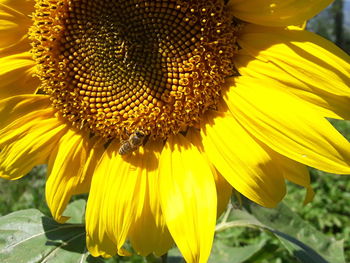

left=30, top=0, right=238, bottom=140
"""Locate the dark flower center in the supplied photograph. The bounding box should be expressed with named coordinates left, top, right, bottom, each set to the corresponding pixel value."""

left=30, top=0, right=240, bottom=140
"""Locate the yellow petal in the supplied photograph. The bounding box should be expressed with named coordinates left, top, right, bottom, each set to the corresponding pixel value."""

left=0, top=52, right=39, bottom=99
left=225, top=76, right=350, bottom=174
left=234, top=52, right=350, bottom=120
left=237, top=26, right=350, bottom=98
left=200, top=110, right=286, bottom=207
left=228, top=0, right=333, bottom=27
left=128, top=140, right=173, bottom=257
left=74, top=139, right=105, bottom=195
left=277, top=155, right=315, bottom=205
left=0, top=96, right=57, bottom=178
left=86, top=141, right=140, bottom=257
left=0, top=0, right=33, bottom=55
left=0, top=0, right=34, bottom=20
left=0, top=95, right=50, bottom=130
left=186, top=128, right=232, bottom=217
left=46, top=129, right=102, bottom=223
left=213, top=172, right=232, bottom=217
left=0, top=110, right=66, bottom=180
left=287, top=21, right=307, bottom=30
left=158, top=134, right=217, bottom=263
left=0, top=108, right=53, bottom=146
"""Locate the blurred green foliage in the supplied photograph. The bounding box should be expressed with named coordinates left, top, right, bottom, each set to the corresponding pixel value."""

left=0, top=165, right=48, bottom=216
left=223, top=170, right=350, bottom=263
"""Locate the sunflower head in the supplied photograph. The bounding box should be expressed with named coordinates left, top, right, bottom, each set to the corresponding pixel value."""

left=1, top=0, right=350, bottom=262
left=30, top=0, right=241, bottom=141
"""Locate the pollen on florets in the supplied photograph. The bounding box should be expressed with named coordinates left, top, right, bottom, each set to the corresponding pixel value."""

left=30, top=0, right=242, bottom=140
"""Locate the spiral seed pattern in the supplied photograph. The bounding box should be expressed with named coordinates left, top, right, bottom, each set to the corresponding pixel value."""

left=30, top=0, right=240, bottom=140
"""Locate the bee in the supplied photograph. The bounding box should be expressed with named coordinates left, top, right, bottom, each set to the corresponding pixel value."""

left=118, top=130, right=146, bottom=155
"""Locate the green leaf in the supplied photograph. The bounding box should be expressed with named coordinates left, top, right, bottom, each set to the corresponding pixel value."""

left=248, top=202, right=345, bottom=263
left=209, top=239, right=265, bottom=263
left=216, top=201, right=345, bottom=263
left=0, top=209, right=100, bottom=263
left=64, top=199, right=87, bottom=224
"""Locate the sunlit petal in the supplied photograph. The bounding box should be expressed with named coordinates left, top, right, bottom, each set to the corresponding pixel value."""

left=159, top=134, right=217, bottom=263
left=225, top=77, right=350, bottom=174
left=128, top=140, right=173, bottom=256
left=86, top=141, right=140, bottom=257
left=200, top=110, right=286, bottom=207
left=228, top=0, right=332, bottom=27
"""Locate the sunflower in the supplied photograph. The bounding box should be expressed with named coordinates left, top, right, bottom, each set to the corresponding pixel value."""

left=1, top=0, right=350, bottom=262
